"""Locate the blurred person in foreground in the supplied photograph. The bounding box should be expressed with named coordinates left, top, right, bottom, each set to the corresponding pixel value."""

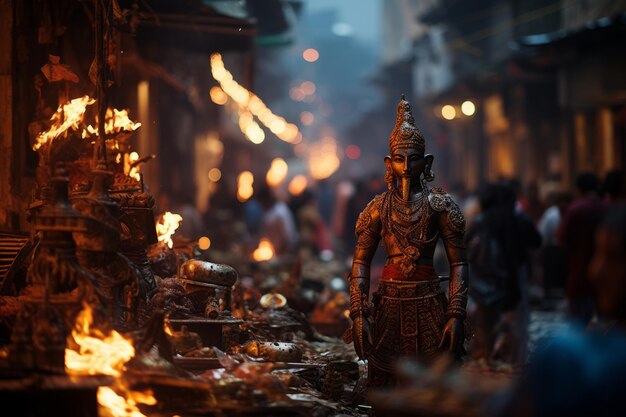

left=493, top=205, right=626, bottom=417
left=558, top=172, right=608, bottom=324
left=467, top=182, right=541, bottom=365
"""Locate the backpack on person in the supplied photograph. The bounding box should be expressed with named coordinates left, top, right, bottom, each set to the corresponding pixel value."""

left=467, top=216, right=511, bottom=306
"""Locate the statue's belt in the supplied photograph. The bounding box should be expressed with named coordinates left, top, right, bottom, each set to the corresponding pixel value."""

left=378, top=279, right=442, bottom=299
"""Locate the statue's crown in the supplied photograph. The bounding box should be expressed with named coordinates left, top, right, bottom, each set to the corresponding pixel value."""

left=389, top=95, right=425, bottom=155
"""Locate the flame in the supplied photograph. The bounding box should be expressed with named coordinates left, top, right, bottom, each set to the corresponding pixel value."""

left=65, top=304, right=156, bottom=417
left=98, top=387, right=156, bottom=417
left=156, top=212, right=183, bottom=248
left=266, top=158, right=288, bottom=187
left=34, top=95, right=96, bottom=150
left=65, top=304, right=135, bottom=377
left=83, top=108, right=142, bottom=138
left=253, top=239, right=274, bottom=262
left=127, top=151, right=141, bottom=181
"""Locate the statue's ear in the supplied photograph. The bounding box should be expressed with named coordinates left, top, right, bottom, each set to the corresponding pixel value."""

left=424, top=154, right=435, bottom=182
left=384, top=155, right=391, bottom=166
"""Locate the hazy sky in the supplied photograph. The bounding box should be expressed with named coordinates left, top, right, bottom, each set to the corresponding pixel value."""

left=305, top=0, right=381, bottom=50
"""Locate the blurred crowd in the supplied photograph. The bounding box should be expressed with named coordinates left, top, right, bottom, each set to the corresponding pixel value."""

left=154, top=167, right=626, bottom=415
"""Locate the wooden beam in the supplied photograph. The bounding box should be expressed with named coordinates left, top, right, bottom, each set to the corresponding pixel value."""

left=0, top=0, right=14, bottom=229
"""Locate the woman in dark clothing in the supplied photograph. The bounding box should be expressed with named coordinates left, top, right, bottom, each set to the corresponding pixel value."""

left=467, top=182, right=542, bottom=364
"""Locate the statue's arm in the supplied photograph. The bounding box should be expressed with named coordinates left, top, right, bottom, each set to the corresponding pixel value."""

left=349, top=200, right=382, bottom=319
left=438, top=202, right=469, bottom=320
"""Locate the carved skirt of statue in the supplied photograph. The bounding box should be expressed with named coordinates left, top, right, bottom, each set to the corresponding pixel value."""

left=367, top=263, right=447, bottom=387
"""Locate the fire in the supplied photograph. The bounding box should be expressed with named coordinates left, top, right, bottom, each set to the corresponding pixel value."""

left=65, top=304, right=135, bottom=377
left=65, top=304, right=157, bottom=417
left=34, top=95, right=96, bottom=150
left=83, top=108, right=142, bottom=138
left=98, top=387, right=156, bottom=417
left=156, top=211, right=183, bottom=249
left=253, top=239, right=274, bottom=262
left=128, top=151, right=141, bottom=181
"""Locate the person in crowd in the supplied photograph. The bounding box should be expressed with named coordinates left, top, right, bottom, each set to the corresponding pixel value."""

left=288, top=189, right=331, bottom=255
left=601, top=169, right=625, bottom=204
left=256, top=184, right=298, bottom=256
left=492, top=205, right=626, bottom=417
left=558, top=172, right=608, bottom=324
left=467, top=182, right=541, bottom=365
left=537, top=192, right=572, bottom=296
left=519, top=181, right=546, bottom=225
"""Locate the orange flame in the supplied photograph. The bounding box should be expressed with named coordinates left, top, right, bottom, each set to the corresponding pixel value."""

left=65, top=304, right=135, bottom=377
left=156, top=212, right=183, bottom=249
left=65, top=304, right=157, bottom=417
left=97, top=387, right=156, bottom=417
left=83, top=108, right=142, bottom=138
left=252, top=239, right=274, bottom=262
left=34, top=95, right=96, bottom=150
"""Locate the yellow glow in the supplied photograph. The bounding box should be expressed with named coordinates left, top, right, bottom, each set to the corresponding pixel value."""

left=129, top=152, right=139, bottom=162
left=266, top=158, right=289, bottom=187
left=441, top=105, right=456, bottom=120
left=300, top=111, right=315, bottom=126
left=34, top=95, right=96, bottom=150
left=210, top=86, right=228, bottom=105
left=253, top=239, right=275, bottom=262
left=198, top=236, right=211, bottom=250
left=206, top=137, right=224, bottom=154
left=269, top=118, right=287, bottom=135
left=65, top=304, right=134, bottom=377
left=210, top=53, right=302, bottom=144
left=303, top=48, right=319, bottom=62
left=208, top=168, right=222, bottom=182
left=156, top=212, right=183, bottom=248
left=237, top=171, right=254, bottom=202
left=301, top=81, right=316, bottom=95
left=461, top=100, right=476, bottom=116
left=97, top=387, right=156, bottom=417
left=288, top=175, right=308, bottom=196
left=308, top=136, right=341, bottom=180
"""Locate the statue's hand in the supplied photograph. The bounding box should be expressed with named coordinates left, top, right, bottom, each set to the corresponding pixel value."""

left=438, top=318, right=463, bottom=354
left=351, top=315, right=373, bottom=360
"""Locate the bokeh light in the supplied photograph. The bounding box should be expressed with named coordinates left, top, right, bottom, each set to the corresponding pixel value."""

left=288, top=175, right=308, bottom=196
left=303, top=48, right=319, bottom=62
left=198, top=236, right=211, bottom=250
left=209, top=86, right=228, bottom=105
left=345, top=144, right=361, bottom=160
left=266, top=158, right=289, bottom=187
left=300, top=111, right=315, bottom=126
left=461, top=100, right=476, bottom=116
left=301, top=81, right=316, bottom=95
left=441, top=105, right=456, bottom=120
left=208, top=168, right=222, bottom=182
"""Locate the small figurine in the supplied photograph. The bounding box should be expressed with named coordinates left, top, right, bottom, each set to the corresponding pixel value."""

left=348, top=96, right=468, bottom=387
